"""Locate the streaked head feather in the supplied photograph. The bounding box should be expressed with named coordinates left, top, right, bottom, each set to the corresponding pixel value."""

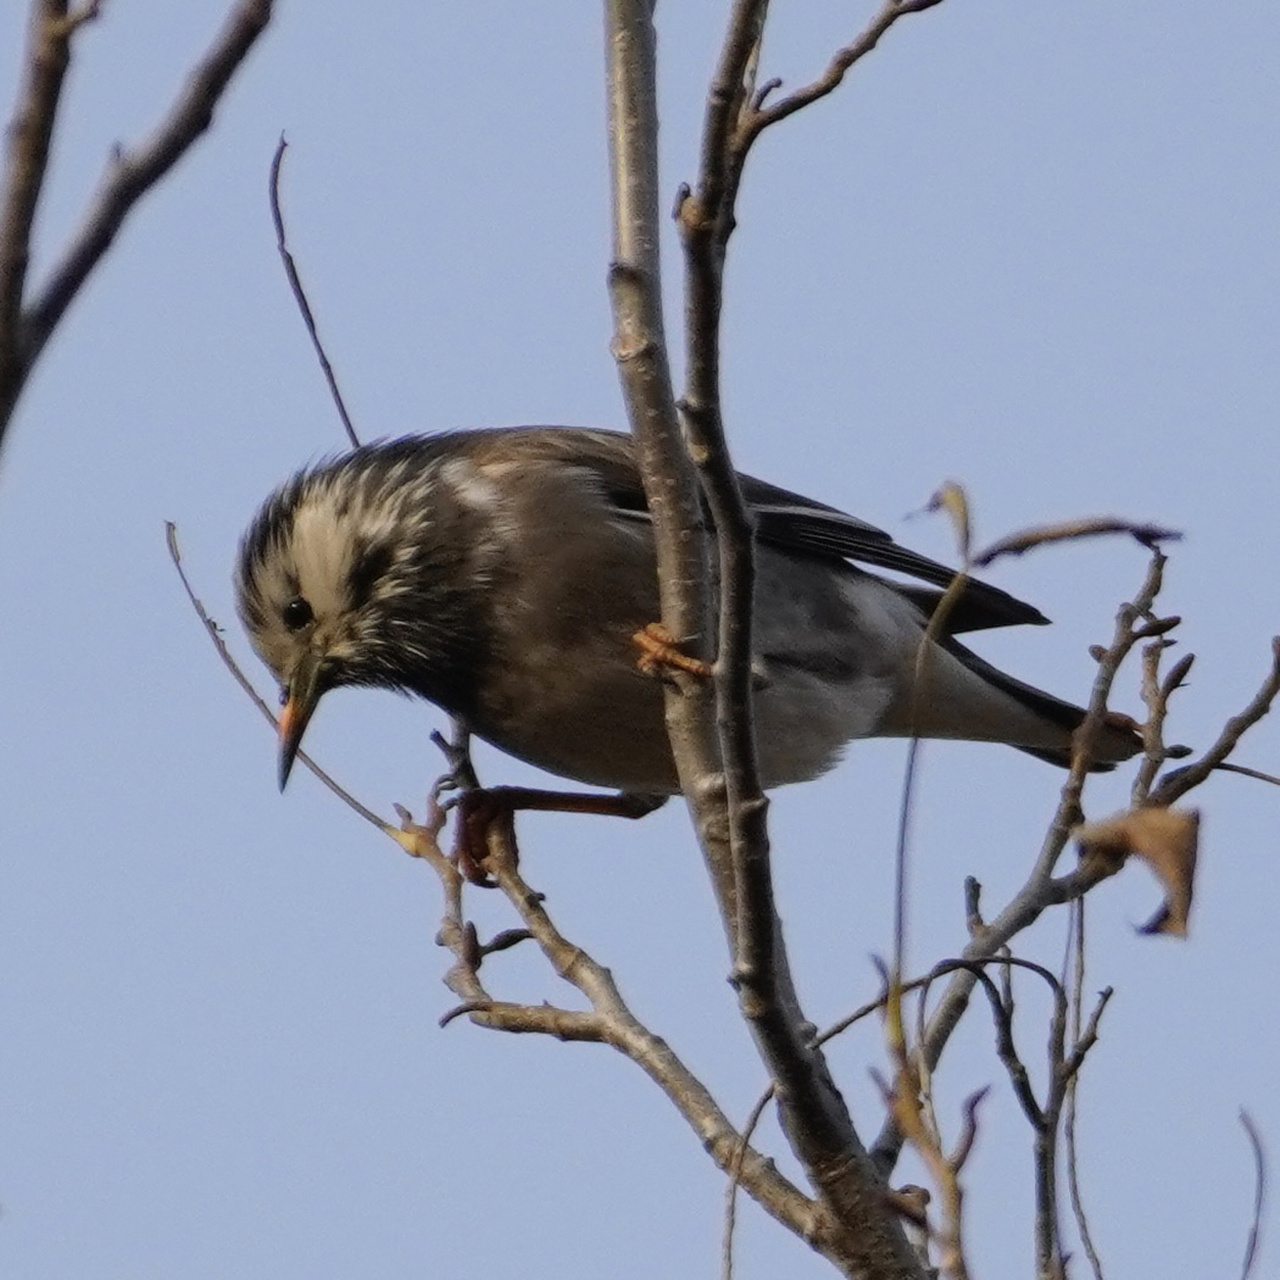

left=236, top=438, right=495, bottom=713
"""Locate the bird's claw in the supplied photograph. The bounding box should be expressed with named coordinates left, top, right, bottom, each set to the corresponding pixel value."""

left=633, top=622, right=713, bottom=678
left=451, top=788, right=514, bottom=887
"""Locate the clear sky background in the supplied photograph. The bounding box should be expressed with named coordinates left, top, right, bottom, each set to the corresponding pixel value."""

left=1, top=4, right=1277, bottom=1278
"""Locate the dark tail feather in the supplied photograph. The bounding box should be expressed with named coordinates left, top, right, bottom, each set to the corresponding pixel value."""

left=942, top=636, right=1143, bottom=770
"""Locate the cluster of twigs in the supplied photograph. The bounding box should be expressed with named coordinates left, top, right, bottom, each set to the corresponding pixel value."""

left=167, top=518, right=1277, bottom=1277
left=605, top=3, right=1278, bottom=1277
left=12, top=1, right=1272, bottom=1277
left=176, top=6, right=1277, bottom=1275
left=174, top=2, right=1280, bottom=1276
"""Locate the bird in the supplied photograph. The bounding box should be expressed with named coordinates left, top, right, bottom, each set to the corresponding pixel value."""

left=235, top=426, right=1141, bottom=794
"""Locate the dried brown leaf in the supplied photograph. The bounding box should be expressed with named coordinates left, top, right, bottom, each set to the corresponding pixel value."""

left=974, top=518, right=1181, bottom=568
left=1075, top=808, right=1200, bottom=938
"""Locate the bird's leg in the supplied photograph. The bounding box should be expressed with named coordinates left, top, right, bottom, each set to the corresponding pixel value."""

left=453, top=787, right=668, bottom=887
left=632, top=621, right=714, bottom=678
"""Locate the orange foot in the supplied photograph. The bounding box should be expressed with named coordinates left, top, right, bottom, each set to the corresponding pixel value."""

left=632, top=622, right=714, bottom=678
left=453, top=786, right=667, bottom=887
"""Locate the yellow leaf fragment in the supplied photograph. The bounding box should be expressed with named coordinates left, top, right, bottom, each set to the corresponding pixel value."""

left=925, top=481, right=972, bottom=565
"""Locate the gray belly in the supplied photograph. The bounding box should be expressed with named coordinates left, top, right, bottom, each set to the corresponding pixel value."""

left=471, top=546, right=908, bottom=793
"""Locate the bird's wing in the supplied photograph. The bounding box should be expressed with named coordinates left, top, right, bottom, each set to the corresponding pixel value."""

left=475, top=428, right=1048, bottom=634
left=738, top=476, right=1049, bottom=632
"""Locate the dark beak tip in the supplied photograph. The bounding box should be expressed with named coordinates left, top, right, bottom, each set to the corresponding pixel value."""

left=277, top=747, right=298, bottom=792
left=276, top=656, right=322, bottom=793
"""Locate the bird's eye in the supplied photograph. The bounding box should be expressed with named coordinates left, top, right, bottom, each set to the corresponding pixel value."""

left=282, top=597, right=314, bottom=631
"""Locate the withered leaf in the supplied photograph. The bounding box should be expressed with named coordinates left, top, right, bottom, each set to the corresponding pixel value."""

left=1074, top=808, right=1200, bottom=938
left=974, top=517, right=1182, bottom=567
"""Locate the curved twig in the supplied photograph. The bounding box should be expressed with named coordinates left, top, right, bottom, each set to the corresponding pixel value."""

left=165, top=521, right=388, bottom=832
left=268, top=136, right=360, bottom=449
left=1239, top=1109, right=1266, bottom=1280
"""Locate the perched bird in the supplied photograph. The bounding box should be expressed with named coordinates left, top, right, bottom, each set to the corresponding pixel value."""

left=236, top=427, right=1141, bottom=793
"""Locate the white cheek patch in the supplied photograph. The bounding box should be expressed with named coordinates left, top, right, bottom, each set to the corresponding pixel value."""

left=289, top=495, right=359, bottom=618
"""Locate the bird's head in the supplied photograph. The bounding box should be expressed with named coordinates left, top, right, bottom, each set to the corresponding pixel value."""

left=235, top=442, right=492, bottom=788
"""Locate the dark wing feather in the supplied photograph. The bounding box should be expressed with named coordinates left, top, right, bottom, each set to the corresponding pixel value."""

left=746, top=500, right=1048, bottom=631
left=473, top=428, right=1049, bottom=635
left=741, top=477, right=1049, bottom=633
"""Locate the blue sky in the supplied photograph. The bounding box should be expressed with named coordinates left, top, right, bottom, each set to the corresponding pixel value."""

left=2, top=4, right=1277, bottom=1277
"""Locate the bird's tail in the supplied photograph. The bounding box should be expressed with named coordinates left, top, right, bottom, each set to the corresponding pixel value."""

left=938, top=636, right=1143, bottom=770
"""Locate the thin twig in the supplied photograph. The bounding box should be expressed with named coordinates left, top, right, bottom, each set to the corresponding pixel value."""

left=165, top=521, right=388, bottom=832
left=949, top=1087, right=989, bottom=1172
left=268, top=135, right=360, bottom=448
left=894, top=737, right=922, bottom=980
left=742, top=0, right=945, bottom=144
left=722, top=1083, right=776, bottom=1280
left=1147, top=638, right=1280, bottom=808
left=1215, top=762, right=1280, bottom=787
left=1064, top=900, right=1108, bottom=1280
left=1239, top=1110, right=1266, bottom=1280
left=897, top=485, right=975, bottom=979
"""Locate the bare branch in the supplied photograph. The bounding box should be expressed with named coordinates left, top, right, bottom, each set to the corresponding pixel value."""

left=268, top=136, right=360, bottom=449
left=1131, top=639, right=1188, bottom=800
left=1146, top=637, right=1280, bottom=808
left=743, top=0, right=946, bottom=143
left=0, top=0, right=273, bottom=445
left=602, top=1, right=731, bottom=912
left=395, top=797, right=834, bottom=1259
left=670, top=6, right=932, bottom=1272
left=0, top=1, right=92, bottom=429
left=680, top=0, right=773, bottom=974
left=1060, top=987, right=1112, bottom=1084
left=913, top=952, right=1107, bottom=1278
left=438, top=997, right=603, bottom=1040
left=699, top=1, right=768, bottom=218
